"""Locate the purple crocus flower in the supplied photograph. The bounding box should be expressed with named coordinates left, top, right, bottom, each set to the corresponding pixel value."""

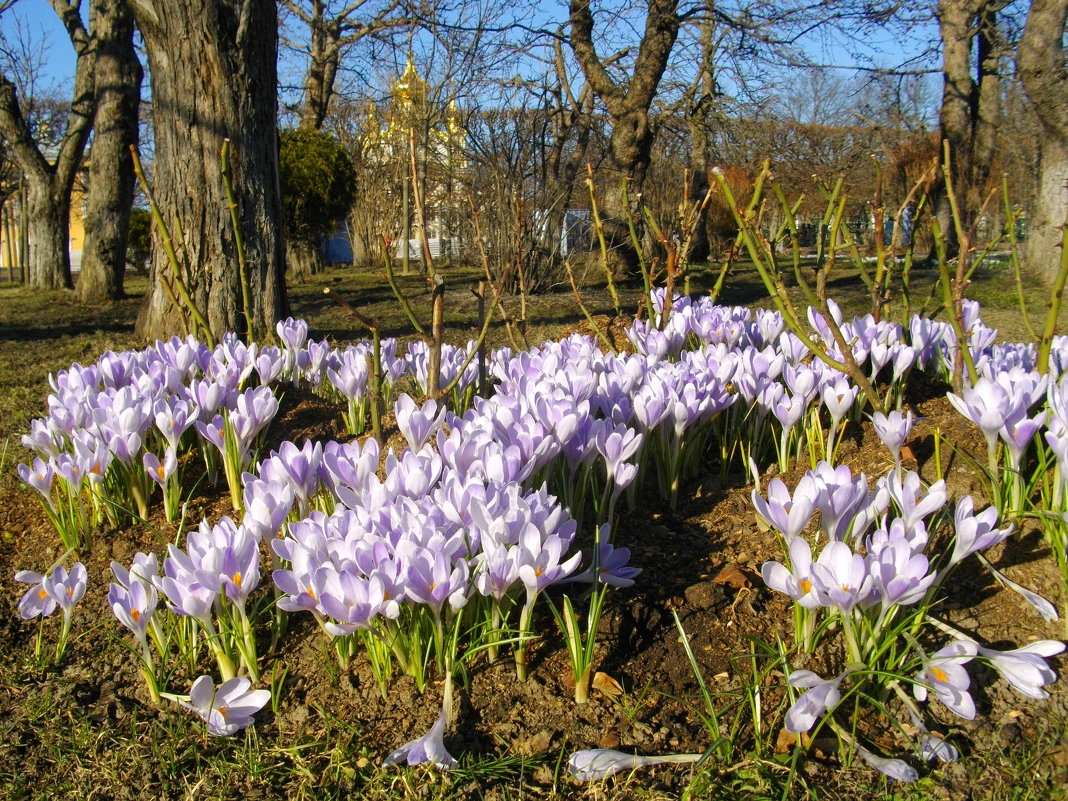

left=44, top=562, right=87, bottom=613
left=822, top=375, right=859, bottom=428
left=761, top=537, right=822, bottom=609
left=810, top=541, right=873, bottom=611
left=976, top=640, right=1065, bottom=699
left=946, top=377, right=1013, bottom=456
left=154, top=396, right=197, bottom=450
left=383, top=706, right=456, bottom=769
left=883, top=472, right=946, bottom=534
left=17, top=458, right=55, bottom=509
left=143, top=447, right=178, bottom=489
left=395, top=393, right=446, bottom=450
left=855, top=744, right=918, bottom=782
left=404, top=548, right=470, bottom=614
left=784, top=670, right=843, bottom=733
left=810, top=462, right=882, bottom=542
left=242, top=476, right=295, bottom=541
left=866, top=538, right=936, bottom=607
left=571, top=538, right=642, bottom=588
left=276, top=317, right=308, bottom=352
left=567, top=748, right=702, bottom=780
left=318, top=573, right=390, bottom=635
left=15, top=570, right=58, bottom=619
left=108, top=579, right=157, bottom=640
left=259, top=440, right=322, bottom=515
left=111, top=551, right=160, bottom=590
left=914, top=639, right=977, bottom=720
left=872, top=410, right=916, bottom=468
left=179, top=675, right=271, bottom=736
left=326, top=346, right=369, bottom=399
left=949, top=495, right=1013, bottom=566
left=752, top=475, right=818, bottom=542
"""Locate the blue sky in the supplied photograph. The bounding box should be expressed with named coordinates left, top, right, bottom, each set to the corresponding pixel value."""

left=0, top=0, right=942, bottom=112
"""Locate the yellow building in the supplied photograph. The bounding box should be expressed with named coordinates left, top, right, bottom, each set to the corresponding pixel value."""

left=359, top=57, right=467, bottom=263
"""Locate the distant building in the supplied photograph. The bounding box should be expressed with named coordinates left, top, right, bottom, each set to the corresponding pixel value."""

left=351, top=57, right=468, bottom=265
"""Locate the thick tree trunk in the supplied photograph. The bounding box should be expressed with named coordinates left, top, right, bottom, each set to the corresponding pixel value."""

left=79, top=0, right=142, bottom=302
left=26, top=183, right=74, bottom=289
left=929, top=0, right=1002, bottom=257
left=1019, top=0, right=1068, bottom=282
left=0, top=1, right=96, bottom=291
left=1026, top=135, right=1068, bottom=276
left=129, top=0, right=287, bottom=342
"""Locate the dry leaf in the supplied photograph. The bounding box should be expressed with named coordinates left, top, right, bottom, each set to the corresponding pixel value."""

left=598, top=728, right=622, bottom=749
left=592, top=671, right=624, bottom=697
left=712, top=563, right=752, bottom=590
left=775, top=728, right=797, bottom=754
left=900, top=443, right=917, bottom=462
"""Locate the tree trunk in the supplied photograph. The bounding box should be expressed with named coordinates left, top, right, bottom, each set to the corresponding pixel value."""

left=79, top=0, right=142, bottom=302
left=129, top=0, right=287, bottom=342
left=0, top=0, right=96, bottom=291
left=1026, top=135, right=1068, bottom=276
left=931, top=0, right=1001, bottom=255
left=569, top=0, right=680, bottom=277
left=299, top=19, right=341, bottom=130
left=1018, top=0, right=1068, bottom=282
left=286, top=240, right=324, bottom=280
left=26, top=182, right=74, bottom=289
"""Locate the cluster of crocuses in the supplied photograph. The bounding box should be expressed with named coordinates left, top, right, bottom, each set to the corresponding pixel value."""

left=15, top=293, right=1068, bottom=768
left=756, top=454, right=1063, bottom=781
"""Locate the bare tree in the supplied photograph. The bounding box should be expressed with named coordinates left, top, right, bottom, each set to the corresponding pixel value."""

left=0, top=0, right=95, bottom=290
left=128, top=0, right=287, bottom=341
left=78, top=0, right=142, bottom=302
left=568, top=0, right=682, bottom=275
left=932, top=0, right=1003, bottom=250
left=282, top=0, right=412, bottom=130
left=1018, top=0, right=1068, bottom=280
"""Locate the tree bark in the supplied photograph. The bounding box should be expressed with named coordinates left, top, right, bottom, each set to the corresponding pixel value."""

left=569, top=0, right=680, bottom=276
left=128, top=0, right=287, bottom=342
left=299, top=16, right=342, bottom=130
left=1018, top=0, right=1068, bottom=282
left=0, top=1, right=96, bottom=290
left=931, top=0, right=1002, bottom=254
left=78, top=0, right=142, bottom=302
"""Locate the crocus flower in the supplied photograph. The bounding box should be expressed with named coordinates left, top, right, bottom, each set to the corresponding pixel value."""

left=919, top=734, right=958, bottom=763
left=179, top=675, right=271, bottom=736
left=44, top=562, right=87, bottom=613
left=855, top=744, right=918, bottom=782
left=949, top=496, right=1013, bottom=566
left=567, top=749, right=701, bottom=781
left=884, top=472, right=946, bottom=535
left=15, top=570, right=58, bottom=619
left=822, top=376, right=859, bottom=428
left=872, top=410, right=916, bottom=467
left=810, top=541, right=873, bottom=611
left=108, top=579, right=157, bottom=640
left=761, top=537, right=822, bottom=609
left=382, top=706, right=456, bottom=769
left=395, top=393, right=446, bottom=450
left=946, top=377, right=1013, bottom=457
left=914, top=640, right=977, bottom=720
left=784, top=670, right=844, bottom=732
left=752, top=475, right=818, bottom=542
left=17, top=458, right=55, bottom=507
left=143, top=447, right=178, bottom=489
left=976, top=641, right=1065, bottom=699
